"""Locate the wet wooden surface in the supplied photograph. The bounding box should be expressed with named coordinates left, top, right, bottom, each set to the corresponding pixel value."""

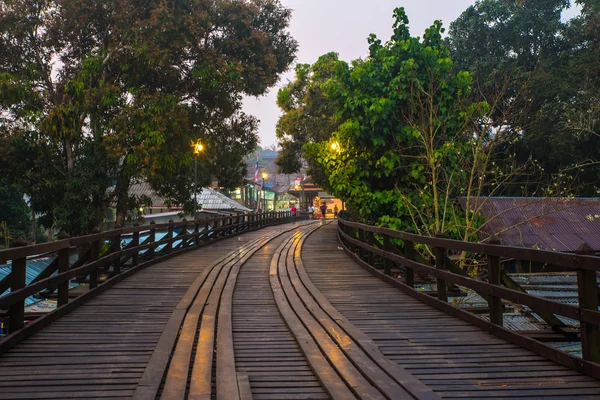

left=0, top=227, right=283, bottom=400
left=1, top=221, right=599, bottom=399
left=233, top=226, right=330, bottom=400
left=301, top=222, right=600, bottom=399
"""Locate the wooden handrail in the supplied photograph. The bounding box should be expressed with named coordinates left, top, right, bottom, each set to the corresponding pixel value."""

left=0, top=212, right=291, bottom=345
left=337, top=216, right=600, bottom=365
left=340, top=218, right=600, bottom=272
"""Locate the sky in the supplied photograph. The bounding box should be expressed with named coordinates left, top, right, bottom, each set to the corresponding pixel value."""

left=242, top=0, right=477, bottom=148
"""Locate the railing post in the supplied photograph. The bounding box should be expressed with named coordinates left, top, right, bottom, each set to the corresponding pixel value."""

left=89, top=227, right=101, bottom=289
left=194, top=219, right=200, bottom=246
left=365, top=228, right=375, bottom=266
left=576, top=243, right=600, bottom=363
left=358, top=228, right=366, bottom=260
left=382, top=225, right=392, bottom=276
left=204, top=220, right=210, bottom=242
left=166, top=220, right=174, bottom=254
left=8, top=236, right=28, bottom=334
left=149, top=221, right=156, bottom=259
left=487, top=237, right=503, bottom=326
left=57, top=231, right=70, bottom=307
left=112, top=224, right=122, bottom=276
left=434, top=232, right=448, bottom=302
left=404, top=228, right=415, bottom=288
left=181, top=219, right=188, bottom=249
left=132, top=223, right=140, bottom=266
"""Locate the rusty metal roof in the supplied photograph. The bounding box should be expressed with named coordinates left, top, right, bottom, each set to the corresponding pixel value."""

left=457, top=197, right=600, bottom=252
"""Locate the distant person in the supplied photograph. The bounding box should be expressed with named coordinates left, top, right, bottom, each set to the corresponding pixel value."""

left=333, top=205, right=339, bottom=218
left=308, top=206, right=313, bottom=220
left=320, top=203, right=327, bottom=219
left=291, top=205, right=297, bottom=218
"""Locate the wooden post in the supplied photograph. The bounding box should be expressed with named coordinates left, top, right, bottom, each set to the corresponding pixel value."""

left=382, top=224, right=392, bottom=276
left=8, top=236, right=28, bottom=334
left=89, top=227, right=101, bottom=289
left=112, top=224, right=122, bottom=276
left=358, top=228, right=366, bottom=260
left=435, top=232, right=448, bottom=302
left=365, top=229, right=375, bottom=266
left=204, top=220, right=210, bottom=242
left=57, top=231, right=70, bottom=307
left=181, top=219, right=188, bottom=249
left=576, top=243, right=600, bottom=363
left=166, top=220, right=174, bottom=254
left=132, top=223, right=140, bottom=266
left=487, top=237, right=503, bottom=326
left=404, top=228, right=415, bottom=288
left=194, top=219, right=200, bottom=246
left=148, top=221, right=156, bottom=259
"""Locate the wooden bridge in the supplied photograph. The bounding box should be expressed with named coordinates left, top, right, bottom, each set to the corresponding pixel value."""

left=1, top=213, right=600, bottom=399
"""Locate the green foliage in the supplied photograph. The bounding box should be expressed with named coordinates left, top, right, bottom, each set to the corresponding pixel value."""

left=0, top=178, right=31, bottom=247
left=274, top=53, right=344, bottom=187
left=447, top=0, right=600, bottom=195
left=310, top=8, right=485, bottom=239
left=0, top=0, right=297, bottom=234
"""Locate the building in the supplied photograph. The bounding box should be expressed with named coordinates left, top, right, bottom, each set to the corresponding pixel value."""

left=457, top=197, right=600, bottom=253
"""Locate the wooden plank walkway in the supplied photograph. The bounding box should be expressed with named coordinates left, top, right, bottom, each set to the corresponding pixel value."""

left=1, top=221, right=599, bottom=399
left=0, top=225, right=297, bottom=400
left=233, top=226, right=329, bottom=400
left=302, top=222, right=600, bottom=399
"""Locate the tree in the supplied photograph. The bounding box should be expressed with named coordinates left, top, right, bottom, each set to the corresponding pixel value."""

left=0, top=0, right=297, bottom=234
left=446, top=0, right=600, bottom=195
left=0, top=177, right=31, bottom=248
left=304, top=8, right=568, bottom=255
left=275, top=53, right=343, bottom=187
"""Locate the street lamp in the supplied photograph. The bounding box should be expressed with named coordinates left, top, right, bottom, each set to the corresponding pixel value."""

left=192, top=139, right=204, bottom=219
left=261, top=171, right=268, bottom=212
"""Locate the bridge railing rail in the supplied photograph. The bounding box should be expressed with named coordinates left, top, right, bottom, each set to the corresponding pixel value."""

left=0, top=211, right=290, bottom=352
left=337, top=216, right=600, bottom=378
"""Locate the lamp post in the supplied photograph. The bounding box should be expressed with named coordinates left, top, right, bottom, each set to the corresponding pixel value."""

left=192, top=139, right=204, bottom=219
left=261, top=171, right=268, bottom=212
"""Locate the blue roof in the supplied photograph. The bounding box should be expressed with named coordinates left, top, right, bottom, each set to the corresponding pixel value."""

left=0, top=254, right=80, bottom=306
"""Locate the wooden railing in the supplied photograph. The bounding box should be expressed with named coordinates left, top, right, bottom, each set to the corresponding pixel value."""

left=0, top=211, right=290, bottom=352
left=337, top=216, right=600, bottom=379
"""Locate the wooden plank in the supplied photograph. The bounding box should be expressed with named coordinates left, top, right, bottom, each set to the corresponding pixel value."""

left=304, top=223, right=600, bottom=398
left=237, top=372, right=254, bottom=400
left=293, top=225, right=440, bottom=400
left=269, top=225, right=354, bottom=399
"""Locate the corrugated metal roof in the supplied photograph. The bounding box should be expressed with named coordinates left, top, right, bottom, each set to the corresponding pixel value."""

left=128, top=182, right=170, bottom=207
left=1, top=254, right=80, bottom=306
left=198, top=188, right=251, bottom=212
left=457, top=197, right=600, bottom=251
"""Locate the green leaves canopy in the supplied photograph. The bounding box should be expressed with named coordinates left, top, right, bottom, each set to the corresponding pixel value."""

left=0, top=0, right=296, bottom=234
left=309, top=8, right=484, bottom=236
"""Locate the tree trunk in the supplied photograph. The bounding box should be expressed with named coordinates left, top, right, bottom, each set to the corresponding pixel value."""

left=114, top=176, right=131, bottom=227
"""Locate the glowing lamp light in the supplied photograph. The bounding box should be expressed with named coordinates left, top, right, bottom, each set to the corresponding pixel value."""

left=262, top=171, right=268, bottom=180
left=331, top=142, right=340, bottom=151
left=192, top=139, right=204, bottom=155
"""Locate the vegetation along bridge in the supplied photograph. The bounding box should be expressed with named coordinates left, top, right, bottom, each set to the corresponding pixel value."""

left=1, top=213, right=600, bottom=399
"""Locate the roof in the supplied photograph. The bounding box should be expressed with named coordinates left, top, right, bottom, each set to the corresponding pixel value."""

left=1, top=254, right=80, bottom=307
left=198, top=187, right=251, bottom=212
left=128, top=182, right=170, bottom=208
left=457, top=197, right=600, bottom=251
left=270, top=184, right=291, bottom=194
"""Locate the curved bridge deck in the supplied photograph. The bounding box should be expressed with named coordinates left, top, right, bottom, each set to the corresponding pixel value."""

left=1, top=222, right=599, bottom=399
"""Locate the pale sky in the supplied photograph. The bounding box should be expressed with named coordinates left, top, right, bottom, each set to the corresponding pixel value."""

left=243, top=1, right=582, bottom=148
left=242, top=0, right=477, bottom=147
